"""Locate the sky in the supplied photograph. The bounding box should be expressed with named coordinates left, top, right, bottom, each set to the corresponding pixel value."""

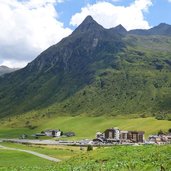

left=0, top=0, right=171, bottom=68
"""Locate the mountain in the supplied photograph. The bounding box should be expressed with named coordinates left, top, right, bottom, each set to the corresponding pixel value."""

left=0, top=66, right=19, bottom=76
left=129, top=23, right=171, bottom=36
left=109, top=24, right=127, bottom=35
left=0, top=16, right=171, bottom=118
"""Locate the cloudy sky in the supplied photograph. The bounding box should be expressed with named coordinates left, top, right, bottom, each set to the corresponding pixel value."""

left=0, top=0, right=171, bottom=68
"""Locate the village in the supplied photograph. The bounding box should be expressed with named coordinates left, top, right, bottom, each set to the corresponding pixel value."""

left=6, top=127, right=170, bottom=147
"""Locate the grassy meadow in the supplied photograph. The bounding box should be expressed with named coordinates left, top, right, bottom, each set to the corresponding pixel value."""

left=0, top=142, right=84, bottom=170
left=57, top=144, right=171, bottom=171
left=0, top=115, right=170, bottom=139
left=0, top=142, right=83, bottom=160
left=0, top=149, right=58, bottom=171
left=0, top=142, right=66, bottom=171
left=0, top=143, right=170, bottom=171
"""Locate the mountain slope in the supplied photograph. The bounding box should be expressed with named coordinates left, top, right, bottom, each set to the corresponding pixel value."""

left=0, top=66, right=19, bottom=76
left=0, top=16, right=125, bottom=116
left=55, top=34, right=171, bottom=116
left=0, top=16, right=171, bottom=117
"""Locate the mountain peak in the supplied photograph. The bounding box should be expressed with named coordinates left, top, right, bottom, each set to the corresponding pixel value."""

left=149, top=22, right=171, bottom=35
left=73, top=15, right=104, bottom=33
left=116, top=24, right=125, bottom=29
left=83, top=15, right=94, bottom=23
left=108, top=24, right=127, bottom=35
left=114, top=24, right=127, bottom=33
left=157, top=23, right=170, bottom=27
left=153, top=23, right=171, bottom=30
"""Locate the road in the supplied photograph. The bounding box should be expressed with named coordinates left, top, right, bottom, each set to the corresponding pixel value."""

left=0, top=145, right=61, bottom=162
left=0, top=139, right=77, bottom=145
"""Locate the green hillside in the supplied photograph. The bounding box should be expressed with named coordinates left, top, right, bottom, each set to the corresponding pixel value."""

left=0, top=115, right=170, bottom=139
left=0, top=16, right=171, bottom=118
left=44, top=35, right=171, bottom=118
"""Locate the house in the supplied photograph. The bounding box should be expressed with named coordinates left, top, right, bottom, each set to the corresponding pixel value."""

left=93, top=132, right=105, bottom=144
left=159, top=133, right=171, bottom=143
left=104, top=127, right=120, bottom=142
left=148, top=134, right=171, bottom=144
left=43, top=129, right=62, bottom=137
left=148, top=135, right=159, bottom=143
left=127, top=131, right=145, bottom=143
left=96, top=132, right=104, bottom=139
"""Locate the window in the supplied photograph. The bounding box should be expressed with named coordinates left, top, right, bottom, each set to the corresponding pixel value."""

left=109, top=131, right=113, bottom=139
left=132, top=133, right=137, bottom=141
left=139, top=134, right=143, bottom=142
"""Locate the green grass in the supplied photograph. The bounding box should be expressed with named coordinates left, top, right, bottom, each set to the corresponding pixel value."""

left=0, top=144, right=170, bottom=171
left=0, top=149, right=57, bottom=171
left=0, top=142, right=83, bottom=170
left=56, top=144, right=171, bottom=171
left=0, top=116, right=170, bottom=139
left=0, top=128, right=35, bottom=139
left=0, top=142, right=82, bottom=160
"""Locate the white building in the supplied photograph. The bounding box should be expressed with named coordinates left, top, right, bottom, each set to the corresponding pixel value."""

left=44, top=130, right=61, bottom=137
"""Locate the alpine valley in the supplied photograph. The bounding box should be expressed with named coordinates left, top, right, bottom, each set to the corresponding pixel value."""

left=0, top=16, right=171, bottom=119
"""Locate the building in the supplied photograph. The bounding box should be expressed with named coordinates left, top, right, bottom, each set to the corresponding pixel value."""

left=93, top=132, right=105, bottom=144
left=127, top=131, right=144, bottom=143
left=120, top=131, right=129, bottom=142
left=43, top=129, right=61, bottom=137
left=148, top=134, right=171, bottom=144
left=148, top=135, right=160, bottom=143
left=120, top=131, right=145, bottom=143
left=95, top=128, right=145, bottom=144
left=104, top=128, right=120, bottom=142
left=96, top=132, right=104, bottom=139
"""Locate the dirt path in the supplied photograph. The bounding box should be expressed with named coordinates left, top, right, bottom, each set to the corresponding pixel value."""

left=0, top=145, right=61, bottom=162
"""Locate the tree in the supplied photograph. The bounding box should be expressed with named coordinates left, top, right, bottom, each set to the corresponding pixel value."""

left=168, top=128, right=171, bottom=133
left=158, top=130, right=164, bottom=135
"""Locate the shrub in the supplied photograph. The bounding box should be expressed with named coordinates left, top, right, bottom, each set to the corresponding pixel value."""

left=140, top=114, right=147, bottom=118
left=155, top=114, right=165, bottom=120
left=87, top=145, right=93, bottom=151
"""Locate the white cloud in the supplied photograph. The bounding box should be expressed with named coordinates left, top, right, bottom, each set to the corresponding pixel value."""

left=1, top=59, right=28, bottom=68
left=0, top=0, right=72, bottom=68
left=70, top=0, right=153, bottom=31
